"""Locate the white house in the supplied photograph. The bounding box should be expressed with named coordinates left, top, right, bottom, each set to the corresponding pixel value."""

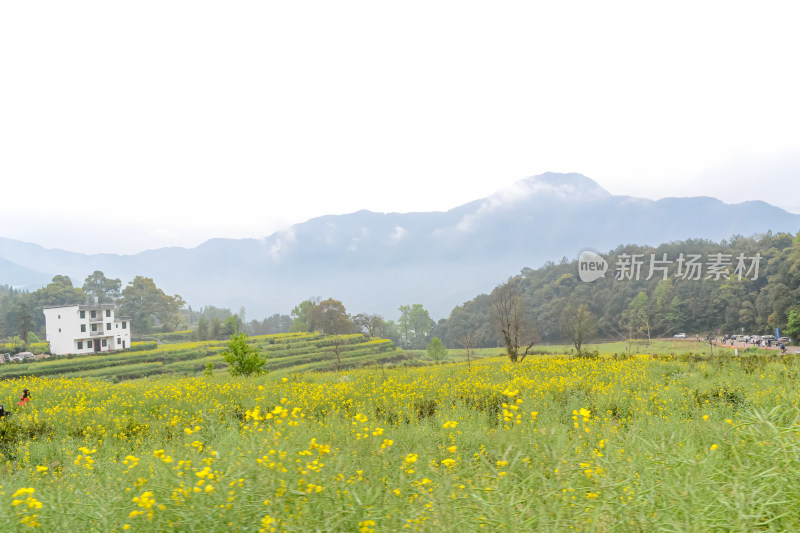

left=43, top=301, right=132, bottom=356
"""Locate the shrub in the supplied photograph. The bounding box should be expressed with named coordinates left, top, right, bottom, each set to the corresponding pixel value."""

left=221, top=333, right=269, bottom=377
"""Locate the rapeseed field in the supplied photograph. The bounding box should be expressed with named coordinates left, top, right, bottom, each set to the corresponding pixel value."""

left=1, top=353, right=799, bottom=531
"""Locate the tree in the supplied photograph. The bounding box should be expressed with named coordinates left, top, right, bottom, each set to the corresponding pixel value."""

left=560, top=303, right=597, bottom=354
left=490, top=279, right=539, bottom=363
left=82, top=271, right=122, bottom=303
left=353, top=313, right=387, bottom=338
left=261, top=314, right=293, bottom=334
left=397, top=305, right=411, bottom=348
left=210, top=317, right=222, bottom=340
left=458, top=331, right=480, bottom=372
left=786, top=308, right=800, bottom=344
left=30, top=276, right=86, bottom=330
left=408, top=304, right=435, bottom=349
left=329, top=336, right=347, bottom=372
left=196, top=317, right=209, bottom=341
left=221, top=332, right=268, bottom=377
left=309, top=298, right=353, bottom=335
left=426, top=337, right=448, bottom=362
left=290, top=299, right=318, bottom=332
left=118, top=276, right=185, bottom=333
left=622, top=291, right=653, bottom=343
left=16, top=301, right=35, bottom=344
left=396, top=304, right=435, bottom=348
left=220, top=315, right=238, bottom=338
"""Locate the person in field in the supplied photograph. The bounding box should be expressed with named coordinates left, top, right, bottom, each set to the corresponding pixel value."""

left=0, top=404, right=9, bottom=418
left=17, top=389, right=30, bottom=406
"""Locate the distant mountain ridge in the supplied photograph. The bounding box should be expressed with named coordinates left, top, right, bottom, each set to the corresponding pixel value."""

left=2, top=173, right=799, bottom=319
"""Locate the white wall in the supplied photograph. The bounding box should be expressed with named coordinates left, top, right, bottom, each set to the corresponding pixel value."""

left=43, top=305, right=132, bottom=356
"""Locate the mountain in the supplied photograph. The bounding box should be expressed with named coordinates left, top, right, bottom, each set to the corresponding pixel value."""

left=2, top=173, right=799, bottom=319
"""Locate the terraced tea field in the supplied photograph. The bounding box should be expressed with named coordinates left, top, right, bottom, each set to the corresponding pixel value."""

left=0, top=333, right=403, bottom=382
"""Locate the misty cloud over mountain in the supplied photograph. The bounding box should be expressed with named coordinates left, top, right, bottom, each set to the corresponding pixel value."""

left=2, top=173, right=799, bottom=319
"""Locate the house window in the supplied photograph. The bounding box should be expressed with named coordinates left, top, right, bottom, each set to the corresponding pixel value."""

left=91, top=310, right=96, bottom=318
left=77, top=341, right=83, bottom=349
left=91, top=324, right=97, bottom=332
left=106, top=309, right=111, bottom=317
left=58, top=314, right=61, bottom=319
left=117, top=338, right=121, bottom=345
left=87, top=340, right=93, bottom=349
left=106, top=323, right=111, bottom=330
left=122, top=322, right=127, bottom=329
left=80, top=311, right=85, bottom=319
left=81, top=324, right=86, bottom=333
left=102, top=339, right=107, bottom=347
left=58, top=328, right=61, bottom=333
left=116, top=324, right=119, bottom=328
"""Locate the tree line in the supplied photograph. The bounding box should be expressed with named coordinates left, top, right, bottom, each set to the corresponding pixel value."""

left=433, top=231, right=800, bottom=350
left=0, top=272, right=184, bottom=346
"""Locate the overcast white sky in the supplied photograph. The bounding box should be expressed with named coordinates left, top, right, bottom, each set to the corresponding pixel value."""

left=1, top=1, right=799, bottom=255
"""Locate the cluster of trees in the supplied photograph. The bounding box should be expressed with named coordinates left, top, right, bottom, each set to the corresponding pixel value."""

left=434, top=232, right=800, bottom=350
left=0, top=272, right=185, bottom=345
left=286, top=298, right=436, bottom=349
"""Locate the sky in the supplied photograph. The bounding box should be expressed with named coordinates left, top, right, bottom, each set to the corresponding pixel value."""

left=2, top=1, right=799, bottom=255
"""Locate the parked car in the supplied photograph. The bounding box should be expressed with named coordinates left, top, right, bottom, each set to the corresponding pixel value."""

left=779, top=337, right=792, bottom=344
left=673, top=333, right=686, bottom=338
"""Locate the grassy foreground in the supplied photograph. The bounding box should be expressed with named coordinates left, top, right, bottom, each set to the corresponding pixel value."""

left=2, top=352, right=800, bottom=531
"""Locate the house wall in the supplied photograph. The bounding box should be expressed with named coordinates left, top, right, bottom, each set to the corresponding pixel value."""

left=43, top=304, right=132, bottom=356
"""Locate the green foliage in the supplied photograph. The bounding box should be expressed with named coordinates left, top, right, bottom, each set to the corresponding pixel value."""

left=426, top=337, right=448, bottom=362
left=437, top=232, right=800, bottom=346
left=196, top=317, right=210, bottom=341
left=787, top=308, right=800, bottom=344
left=221, top=315, right=239, bottom=338
left=203, top=362, right=214, bottom=377
left=82, top=270, right=122, bottom=303
left=396, top=304, right=434, bottom=349
left=26, top=331, right=41, bottom=344
left=220, top=332, right=268, bottom=377
left=252, top=313, right=293, bottom=335
left=290, top=299, right=317, bottom=332
left=118, top=276, right=185, bottom=334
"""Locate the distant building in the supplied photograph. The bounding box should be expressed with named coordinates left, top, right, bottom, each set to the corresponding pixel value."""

left=43, top=300, right=131, bottom=356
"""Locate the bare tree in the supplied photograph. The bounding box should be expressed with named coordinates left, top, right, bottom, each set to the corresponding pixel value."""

left=458, top=330, right=481, bottom=372
left=329, top=336, right=347, bottom=372
left=490, top=279, right=539, bottom=363
left=560, top=303, right=597, bottom=354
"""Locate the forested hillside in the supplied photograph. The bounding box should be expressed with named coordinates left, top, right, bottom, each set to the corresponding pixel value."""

left=434, top=232, right=800, bottom=347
